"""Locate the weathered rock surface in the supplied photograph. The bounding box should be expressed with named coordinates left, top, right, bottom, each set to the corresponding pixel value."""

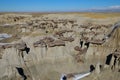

left=0, top=13, right=120, bottom=80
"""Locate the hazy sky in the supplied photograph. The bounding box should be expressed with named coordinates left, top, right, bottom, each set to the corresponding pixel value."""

left=0, top=0, right=120, bottom=12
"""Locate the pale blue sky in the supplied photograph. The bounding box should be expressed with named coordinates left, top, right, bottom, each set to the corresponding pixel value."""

left=0, top=0, right=120, bottom=12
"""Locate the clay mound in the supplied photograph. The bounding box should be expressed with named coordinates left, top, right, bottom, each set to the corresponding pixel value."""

left=74, top=46, right=82, bottom=51
left=89, top=39, right=104, bottom=45
left=82, top=37, right=89, bottom=41
left=66, top=73, right=74, bottom=78
left=55, top=30, right=73, bottom=36
left=48, top=40, right=65, bottom=47
left=42, top=37, right=55, bottom=43
left=33, top=40, right=46, bottom=47
left=15, top=42, right=27, bottom=50
left=33, top=41, right=41, bottom=47
left=106, top=25, right=120, bottom=50
left=3, top=44, right=14, bottom=49
left=81, top=47, right=88, bottom=54
left=33, top=37, right=54, bottom=47
left=0, top=43, right=14, bottom=49
left=59, top=37, right=74, bottom=42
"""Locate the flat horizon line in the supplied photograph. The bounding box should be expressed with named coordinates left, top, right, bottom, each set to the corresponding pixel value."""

left=0, top=11, right=120, bottom=14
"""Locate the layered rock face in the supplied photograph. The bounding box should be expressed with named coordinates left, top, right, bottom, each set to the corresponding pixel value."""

left=0, top=13, right=120, bottom=80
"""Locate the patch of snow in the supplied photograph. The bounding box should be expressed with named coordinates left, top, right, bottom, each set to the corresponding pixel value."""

left=0, top=33, right=12, bottom=40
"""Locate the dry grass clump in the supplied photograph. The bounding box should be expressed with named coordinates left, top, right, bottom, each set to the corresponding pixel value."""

left=0, top=26, right=17, bottom=34
left=0, top=26, right=21, bottom=43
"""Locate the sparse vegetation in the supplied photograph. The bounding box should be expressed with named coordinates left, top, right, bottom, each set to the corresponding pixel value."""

left=81, top=12, right=120, bottom=19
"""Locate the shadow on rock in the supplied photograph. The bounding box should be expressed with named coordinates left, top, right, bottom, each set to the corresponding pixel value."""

left=16, top=67, right=27, bottom=80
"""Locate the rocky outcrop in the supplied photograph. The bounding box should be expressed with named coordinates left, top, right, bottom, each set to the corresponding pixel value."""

left=58, top=37, right=74, bottom=42
left=48, top=40, right=65, bottom=47
left=54, top=30, right=73, bottom=37
left=89, top=39, right=105, bottom=45
left=33, top=37, right=55, bottom=47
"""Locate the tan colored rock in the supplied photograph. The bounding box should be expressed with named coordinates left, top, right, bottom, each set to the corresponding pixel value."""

left=59, top=37, right=74, bottom=42
left=48, top=40, right=65, bottom=47
left=95, top=63, right=101, bottom=74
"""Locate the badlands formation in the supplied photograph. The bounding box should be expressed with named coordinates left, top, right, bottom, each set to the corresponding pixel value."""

left=0, top=13, right=120, bottom=80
